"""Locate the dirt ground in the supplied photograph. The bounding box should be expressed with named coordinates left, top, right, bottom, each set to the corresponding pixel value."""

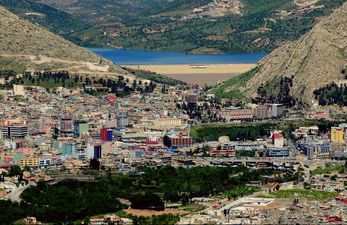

left=125, top=64, right=255, bottom=85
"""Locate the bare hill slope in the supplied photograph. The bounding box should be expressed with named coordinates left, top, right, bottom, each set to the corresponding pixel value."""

left=0, top=6, right=127, bottom=75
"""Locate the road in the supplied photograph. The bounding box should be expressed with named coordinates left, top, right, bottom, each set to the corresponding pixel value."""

left=4, top=182, right=36, bottom=202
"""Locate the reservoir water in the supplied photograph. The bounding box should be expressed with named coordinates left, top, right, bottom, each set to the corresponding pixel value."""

left=89, top=48, right=268, bottom=65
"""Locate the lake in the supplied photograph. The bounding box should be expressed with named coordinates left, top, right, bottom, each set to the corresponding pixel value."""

left=89, top=48, right=268, bottom=65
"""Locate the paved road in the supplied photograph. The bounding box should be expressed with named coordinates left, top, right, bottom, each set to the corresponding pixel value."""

left=4, top=182, right=35, bottom=202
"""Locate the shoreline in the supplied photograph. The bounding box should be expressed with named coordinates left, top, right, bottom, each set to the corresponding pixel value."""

left=124, top=64, right=255, bottom=74
left=125, top=64, right=255, bottom=85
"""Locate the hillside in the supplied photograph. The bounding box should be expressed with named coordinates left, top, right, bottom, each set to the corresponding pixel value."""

left=212, top=2, right=347, bottom=106
left=36, top=0, right=346, bottom=52
left=0, top=0, right=88, bottom=42
left=0, top=6, right=127, bottom=75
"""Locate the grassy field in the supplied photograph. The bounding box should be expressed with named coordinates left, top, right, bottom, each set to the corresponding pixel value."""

left=211, top=67, right=260, bottom=99
left=179, top=203, right=205, bottom=212
left=260, top=189, right=338, bottom=201
left=312, top=164, right=345, bottom=175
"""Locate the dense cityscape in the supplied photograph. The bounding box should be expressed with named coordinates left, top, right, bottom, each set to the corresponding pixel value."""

left=1, top=74, right=347, bottom=224
left=0, top=0, right=346, bottom=224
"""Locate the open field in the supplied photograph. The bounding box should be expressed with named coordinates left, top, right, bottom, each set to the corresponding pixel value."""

left=125, top=64, right=255, bottom=85
left=257, top=189, right=338, bottom=201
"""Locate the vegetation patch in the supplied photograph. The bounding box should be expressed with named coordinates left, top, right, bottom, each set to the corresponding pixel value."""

left=314, top=83, right=347, bottom=106
left=259, top=189, right=338, bottom=201
left=312, top=164, right=345, bottom=175
left=190, top=119, right=337, bottom=143
left=179, top=203, right=205, bottom=212
left=0, top=166, right=295, bottom=224
left=211, top=67, right=260, bottom=99
left=124, top=67, right=187, bottom=86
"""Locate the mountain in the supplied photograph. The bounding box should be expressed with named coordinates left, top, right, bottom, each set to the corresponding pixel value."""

left=212, top=2, right=347, bottom=106
left=36, top=0, right=212, bottom=23
left=35, top=0, right=346, bottom=53
left=0, top=6, right=126, bottom=75
left=0, top=0, right=88, bottom=43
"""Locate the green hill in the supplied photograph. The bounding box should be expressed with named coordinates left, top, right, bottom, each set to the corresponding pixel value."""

left=0, top=0, right=88, bottom=43
left=37, top=0, right=347, bottom=52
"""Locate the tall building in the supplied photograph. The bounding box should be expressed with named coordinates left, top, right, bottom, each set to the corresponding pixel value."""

left=60, top=117, right=74, bottom=134
left=87, top=143, right=103, bottom=159
left=331, top=127, right=345, bottom=144
left=185, top=93, right=198, bottom=109
left=116, top=112, right=129, bottom=128
left=61, top=141, right=77, bottom=158
left=100, top=128, right=113, bottom=141
left=73, top=120, right=89, bottom=137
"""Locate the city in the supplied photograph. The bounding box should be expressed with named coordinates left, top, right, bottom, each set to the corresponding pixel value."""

left=1, top=72, right=347, bottom=224
left=0, top=0, right=346, bottom=224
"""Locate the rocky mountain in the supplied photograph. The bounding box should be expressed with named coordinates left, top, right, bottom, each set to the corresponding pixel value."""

left=0, top=6, right=127, bottom=76
left=212, top=2, right=347, bottom=106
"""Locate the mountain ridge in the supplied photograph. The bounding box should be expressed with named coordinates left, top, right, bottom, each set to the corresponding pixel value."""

left=0, top=6, right=127, bottom=76
left=212, top=2, right=347, bottom=106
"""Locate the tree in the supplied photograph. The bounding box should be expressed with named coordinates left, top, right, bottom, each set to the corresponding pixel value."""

left=8, top=165, right=22, bottom=177
left=130, top=192, right=165, bottom=211
left=89, top=158, right=101, bottom=170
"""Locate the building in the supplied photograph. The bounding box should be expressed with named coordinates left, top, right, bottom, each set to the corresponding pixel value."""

left=299, top=141, right=330, bottom=159
left=219, top=109, right=253, bottom=121
left=331, top=127, right=345, bottom=144
left=61, top=141, right=77, bottom=158
left=210, top=149, right=236, bottom=157
left=271, top=131, right=284, bottom=148
left=6, top=125, right=28, bottom=138
left=164, top=134, right=192, bottom=148
left=185, top=93, right=198, bottom=109
left=254, top=104, right=285, bottom=120
left=210, top=143, right=236, bottom=156
left=87, top=143, right=103, bottom=159
left=116, top=112, right=129, bottom=128
left=270, top=104, right=285, bottom=118
left=253, top=104, right=271, bottom=120
left=60, top=117, right=74, bottom=134
left=73, top=120, right=89, bottom=137
left=39, top=154, right=52, bottom=167
left=146, top=136, right=160, bottom=145
left=266, top=148, right=290, bottom=157
left=13, top=84, right=25, bottom=96
left=100, top=128, right=113, bottom=141
left=19, top=157, right=39, bottom=167
left=152, top=118, right=182, bottom=130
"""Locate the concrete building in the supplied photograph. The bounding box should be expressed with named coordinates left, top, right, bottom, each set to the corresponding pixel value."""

left=152, top=118, right=182, bottom=130
left=116, top=112, right=129, bottom=128
left=60, top=117, right=74, bottom=134
left=100, top=128, right=113, bottom=141
left=271, top=131, right=284, bottom=148
left=164, top=134, right=192, bottom=148
left=13, top=84, right=25, bottom=96
left=19, top=157, right=39, bottom=167
left=73, top=120, right=89, bottom=137
left=219, top=109, right=253, bottom=121
left=331, top=127, right=345, bottom=144
left=87, top=143, right=103, bottom=159
left=266, top=148, right=290, bottom=157
left=61, top=141, right=77, bottom=158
